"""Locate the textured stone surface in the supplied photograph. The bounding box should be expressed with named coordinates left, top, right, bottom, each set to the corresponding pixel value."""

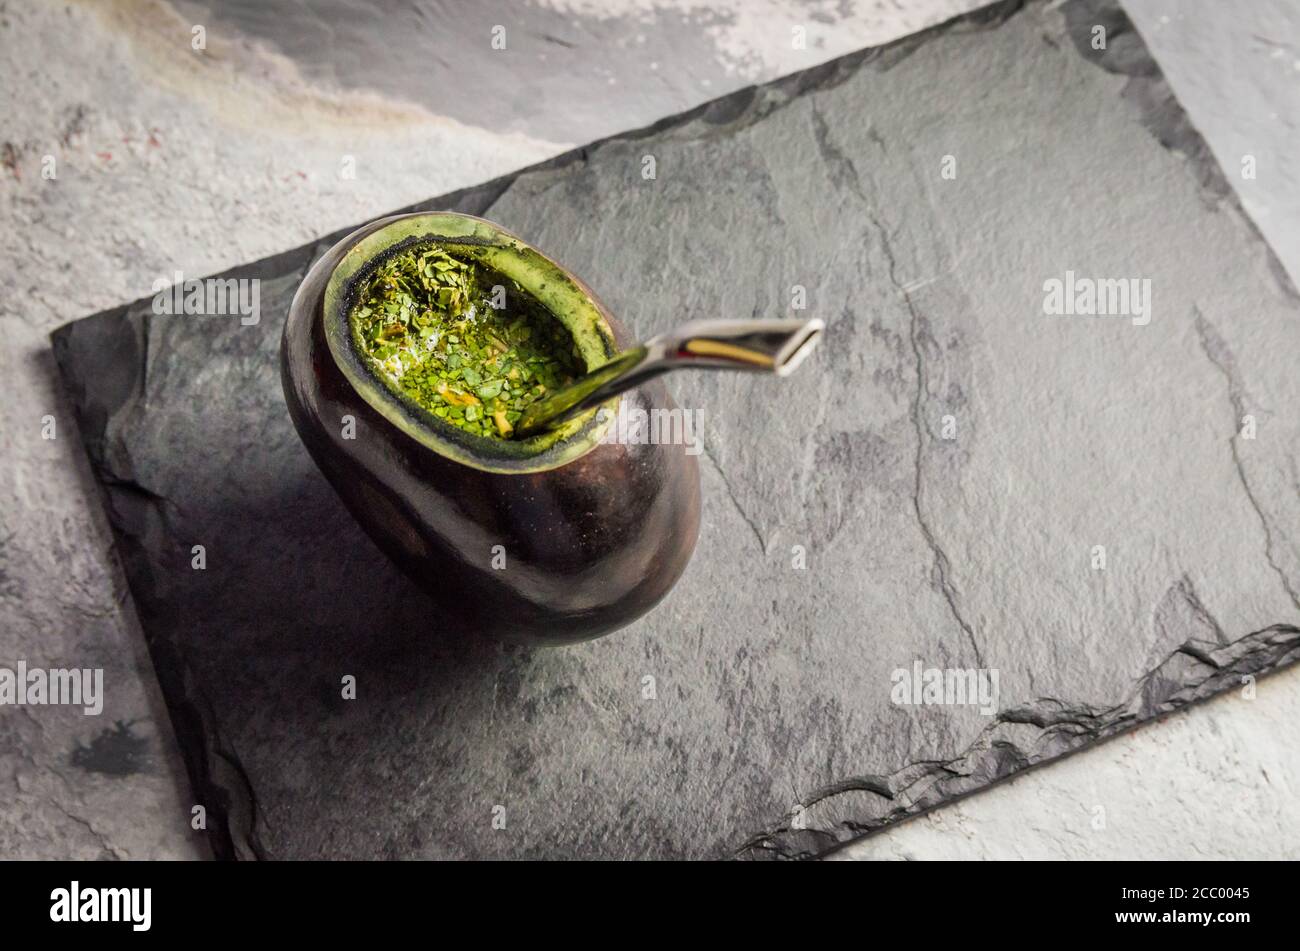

left=841, top=0, right=1300, bottom=860
left=47, top=0, right=1300, bottom=859
left=836, top=663, right=1300, bottom=860
left=0, top=404, right=204, bottom=860
left=176, top=0, right=985, bottom=146
left=3, top=0, right=985, bottom=861
left=1125, top=0, right=1300, bottom=289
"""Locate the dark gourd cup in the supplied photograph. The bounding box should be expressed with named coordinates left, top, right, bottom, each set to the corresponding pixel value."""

left=280, top=212, right=701, bottom=643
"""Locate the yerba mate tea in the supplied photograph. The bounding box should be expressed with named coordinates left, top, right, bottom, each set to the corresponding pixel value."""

left=349, top=246, right=583, bottom=439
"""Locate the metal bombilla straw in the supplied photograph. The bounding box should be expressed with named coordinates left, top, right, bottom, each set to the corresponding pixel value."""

left=513, top=317, right=825, bottom=438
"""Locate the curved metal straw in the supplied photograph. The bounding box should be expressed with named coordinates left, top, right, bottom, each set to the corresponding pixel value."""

left=514, top=317, right=824, bottom=438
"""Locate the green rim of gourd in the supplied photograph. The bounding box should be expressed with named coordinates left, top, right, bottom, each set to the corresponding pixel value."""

left=324, top=212, right=620, bottom=474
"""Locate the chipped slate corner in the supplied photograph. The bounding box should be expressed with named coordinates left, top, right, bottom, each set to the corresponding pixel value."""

left=740, top=624, right=1300, bottom=859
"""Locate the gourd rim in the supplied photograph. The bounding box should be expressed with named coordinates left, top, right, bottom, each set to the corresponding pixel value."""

left=322, top=212, right=621, bottom=474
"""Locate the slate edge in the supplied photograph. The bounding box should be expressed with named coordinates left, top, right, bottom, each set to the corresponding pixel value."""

left=46, top=0, right=1300, bottom=861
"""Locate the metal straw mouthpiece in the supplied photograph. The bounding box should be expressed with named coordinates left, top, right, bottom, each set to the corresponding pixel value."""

left=514, top=317, right=824, bottom=438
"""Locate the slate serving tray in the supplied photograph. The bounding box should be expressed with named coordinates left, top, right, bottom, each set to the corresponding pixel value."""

left=52, top=0, right=1300, bottom=859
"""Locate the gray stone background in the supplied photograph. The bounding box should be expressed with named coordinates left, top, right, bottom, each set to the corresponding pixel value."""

left=1, top=0, right=1297, bottom=859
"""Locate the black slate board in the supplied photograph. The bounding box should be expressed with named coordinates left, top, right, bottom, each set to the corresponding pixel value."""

left=52, top=0, right=1300, bottom=859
